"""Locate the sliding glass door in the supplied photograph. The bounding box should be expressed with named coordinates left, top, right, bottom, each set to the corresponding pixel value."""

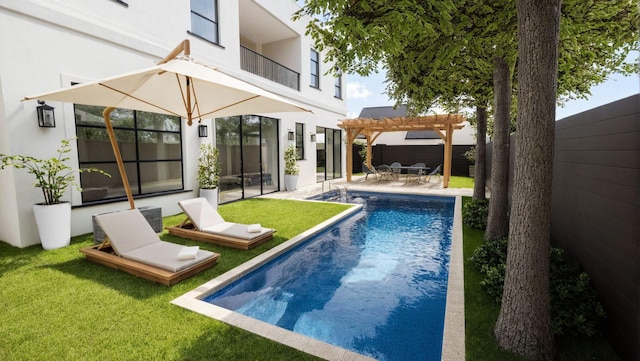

left=315, top=126, right=342, bottom=182
left=216, top=115, right=279, bottom=203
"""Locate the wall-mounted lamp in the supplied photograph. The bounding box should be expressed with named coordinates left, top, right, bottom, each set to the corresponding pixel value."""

left=36, top=100, right=55, bottom=128
left=310, top=133, right=316, bottom=142
left=198, top=124, right=208, bottom=137
left=287, top=130, right=294, bottom=141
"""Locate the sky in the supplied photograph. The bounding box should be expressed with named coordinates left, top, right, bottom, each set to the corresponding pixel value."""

left=345, top=66, right=640, bottom=120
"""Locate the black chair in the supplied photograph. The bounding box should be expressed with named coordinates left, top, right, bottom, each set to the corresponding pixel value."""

left=362, top=163, right=379, bottom=180
left=425, top=164, right=442, bottom=183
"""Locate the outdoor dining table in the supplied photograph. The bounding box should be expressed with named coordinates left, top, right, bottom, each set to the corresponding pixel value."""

left=376, top=164, right=431, bottom=182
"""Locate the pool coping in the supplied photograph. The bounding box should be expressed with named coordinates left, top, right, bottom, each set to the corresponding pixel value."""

left=172, top=195, right=465, bottom=361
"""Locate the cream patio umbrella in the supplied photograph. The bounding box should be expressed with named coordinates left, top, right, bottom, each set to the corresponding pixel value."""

left=23, top=40, right=311, bottom=209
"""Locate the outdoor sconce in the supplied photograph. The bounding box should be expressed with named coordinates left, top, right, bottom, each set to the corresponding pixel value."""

left=287, top=130, right=294, bottom=141
left=198, top=124, right=208, bottom=137
left=36, top=100, right=56, bottom=128
left=310, top=133, right=316, bottom=142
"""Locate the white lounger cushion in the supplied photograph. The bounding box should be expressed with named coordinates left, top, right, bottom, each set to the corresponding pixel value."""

left=123, top=242, right=212, bottom=272
left=202, top=222, right=271, bottom=240
left=178, top=198, right=225, bottom=230
left=95, top=209, right=215, bottom=272
left=178, top=198, right=274, bottom=240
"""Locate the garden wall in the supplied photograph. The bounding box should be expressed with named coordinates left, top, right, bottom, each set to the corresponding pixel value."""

left=487, top=94, right=640, bottom=360
left=352, top=144, right=474, bottom=176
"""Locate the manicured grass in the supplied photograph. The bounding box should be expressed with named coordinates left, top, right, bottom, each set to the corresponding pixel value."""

left=449, top=175, right=475, bottom=189
left=0, top=198, right=350, bottom=361
left=462, top=197, right=621, bottom=361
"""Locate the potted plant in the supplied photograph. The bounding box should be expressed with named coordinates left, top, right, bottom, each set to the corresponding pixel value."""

left=0, top=138, right=110, bottom=250
left=284, top=144, right=299, bottom=191
left=462, top=146, right=476, bottom=177
left=197, top=143, right=221, bottom=208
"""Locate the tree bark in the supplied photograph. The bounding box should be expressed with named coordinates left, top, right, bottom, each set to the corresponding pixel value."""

left=484, top=56, right=511, bottom=241
left=473, top=106, right=487, bottom=200
left=494, top=0, right=561, bottom=359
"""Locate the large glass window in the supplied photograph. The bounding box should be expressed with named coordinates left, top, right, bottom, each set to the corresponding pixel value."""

left=334, top=72, right=342, bottom=99
left=190, top=0, right=219, bottom=44
left=216, top=115, right=279, bottom=203
left=75, top=105, right=183, bottom=203
left=310, top=49, right=320, bottom=89
left=295, top=122, right=305, bottom=159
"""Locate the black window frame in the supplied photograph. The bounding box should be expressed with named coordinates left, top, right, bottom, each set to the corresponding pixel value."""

left=189, top=0, right=220, bottom=45
left=334, top=71, right=342, bottom=99
left=295, top=122, right=305, bottom=159
left=310, top=49, right=320, bottom=89
left=74, top=105, right=184, bottom=204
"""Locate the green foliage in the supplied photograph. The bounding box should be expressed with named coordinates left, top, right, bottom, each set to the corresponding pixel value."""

left=0, top=138, right=110, bottom=205
left=353, top=140, right=369, bottom=163
left=284, top=145, right=299, bottom=175
left=462, top=198, right=489, bottom=229
left=197, top=144, right=221, bottom=189
left=469, top=238, right=606, bottom=337
left=462, top=146, right=476, bottom=164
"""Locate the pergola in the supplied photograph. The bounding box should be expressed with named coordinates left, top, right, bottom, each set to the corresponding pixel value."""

left=339, top=114, right=466, bottom=188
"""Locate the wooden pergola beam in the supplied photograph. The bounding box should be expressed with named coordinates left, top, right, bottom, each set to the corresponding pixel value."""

left=339, top=113, right=466, bottom=188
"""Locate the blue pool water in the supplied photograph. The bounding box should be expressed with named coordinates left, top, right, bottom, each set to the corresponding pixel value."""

left=204, top=191, right=454, bottom=361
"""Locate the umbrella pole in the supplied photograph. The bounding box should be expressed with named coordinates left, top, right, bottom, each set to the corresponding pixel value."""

left=103, top=106, right=136, bottom=209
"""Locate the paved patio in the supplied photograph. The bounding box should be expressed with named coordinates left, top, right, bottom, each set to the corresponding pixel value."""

left=262, top=174, right=474, bottom=201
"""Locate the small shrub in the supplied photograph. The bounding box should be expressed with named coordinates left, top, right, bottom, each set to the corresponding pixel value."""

left=469, top=239, right=606, bottom=336
left=462, top=199, right=489, bottom=229
left=549, top=248, right=606, bottom=337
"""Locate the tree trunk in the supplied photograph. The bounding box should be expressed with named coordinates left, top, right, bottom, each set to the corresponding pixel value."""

left=494, top=0, right=561, bottom=360
left=473, top=105, right=487, bottom=200
left=484, top=56, right=511, bottom=241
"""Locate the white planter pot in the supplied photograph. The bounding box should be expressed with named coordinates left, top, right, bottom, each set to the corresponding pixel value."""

left=284, top=175, right=298, bottom=191
left=200, top=188, right=219, bottom=209
left=33, top=202, right=71, bottom=250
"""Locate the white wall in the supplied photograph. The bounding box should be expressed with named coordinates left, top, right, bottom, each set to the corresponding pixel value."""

left=0, top=0, right=346, bottom=248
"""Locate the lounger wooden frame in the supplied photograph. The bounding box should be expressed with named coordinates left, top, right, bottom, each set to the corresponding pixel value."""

left=166, top=218, right=275, bottom=250
left=79, top=240, right=219, bottom=286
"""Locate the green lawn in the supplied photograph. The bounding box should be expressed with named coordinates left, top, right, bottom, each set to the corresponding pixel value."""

left=0, top=198, right=350, bottom=361
left=2, top=191, right=620, bottom=360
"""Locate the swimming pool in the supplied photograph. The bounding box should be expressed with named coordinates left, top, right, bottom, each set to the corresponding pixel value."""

left=203, top=191, right=454, bottom=361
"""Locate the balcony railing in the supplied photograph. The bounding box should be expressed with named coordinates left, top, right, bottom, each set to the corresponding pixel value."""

left=241, top=46, right=300, bottom=91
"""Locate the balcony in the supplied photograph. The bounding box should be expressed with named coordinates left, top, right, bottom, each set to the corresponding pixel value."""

left=240, top=46, right=300, bottom=91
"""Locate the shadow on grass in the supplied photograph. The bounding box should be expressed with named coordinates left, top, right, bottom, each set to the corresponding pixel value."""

left=179, top=322, right=322, bottom=361
left=0, top=242, right=42, bottom=277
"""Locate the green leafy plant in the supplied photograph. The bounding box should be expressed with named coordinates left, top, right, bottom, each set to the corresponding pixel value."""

left=462, top=198, right=489, bottom=229
left=197, top=144, right=221, bottom=189
left=462, top=146, right=476, bottom=164
left=284, top=144, right=299, bottom=175
left=354, top=140, right=369, bottom=163
left=469, top=238, right=606, bottom=337
left=0, top=138, right=110, bottom=205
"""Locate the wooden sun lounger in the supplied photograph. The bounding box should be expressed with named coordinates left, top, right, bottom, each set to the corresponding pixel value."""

left=80, top=208, right=219, bottom=286
left=166, top=198, right=276, bottom=250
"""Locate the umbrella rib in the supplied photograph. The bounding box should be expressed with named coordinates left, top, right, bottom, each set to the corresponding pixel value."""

left=199, top=95, right=261, bottom=118
left=99, top=83, right=182, bottom=118
left=189, top=80, right=204, bottom=123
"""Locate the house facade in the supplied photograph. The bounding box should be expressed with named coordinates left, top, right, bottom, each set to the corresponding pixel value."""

left=0, top=0, right=346, bottom=248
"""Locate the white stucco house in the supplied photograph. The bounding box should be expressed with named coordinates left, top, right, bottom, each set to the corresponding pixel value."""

left=0, top=0, right=346, bottom=248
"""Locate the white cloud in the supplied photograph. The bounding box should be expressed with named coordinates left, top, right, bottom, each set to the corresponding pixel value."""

left=346, top=82, right=372, bottom=100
